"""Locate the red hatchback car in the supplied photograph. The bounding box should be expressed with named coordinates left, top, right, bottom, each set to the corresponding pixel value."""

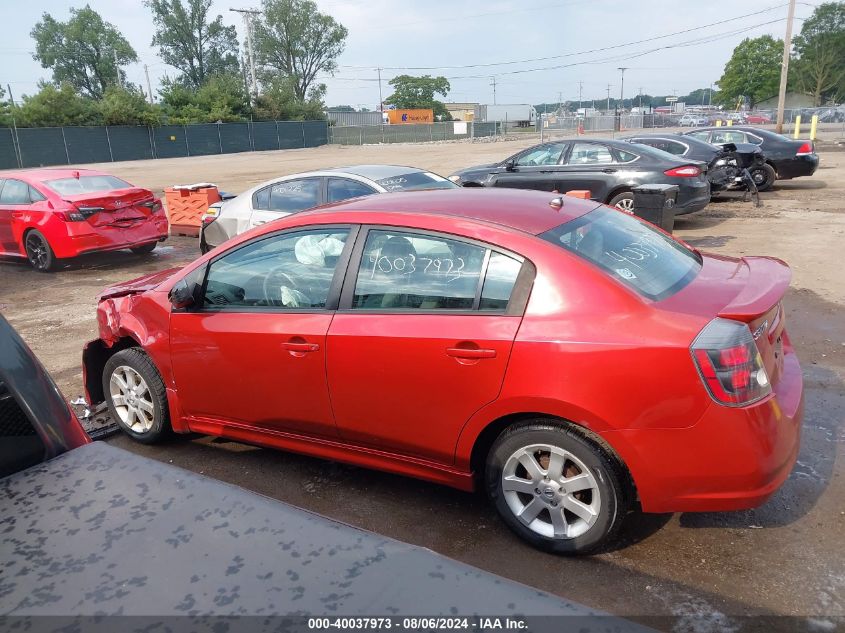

left=0, top=168, right=169, bottom=271
left=82, top=188, right=803, bottom=554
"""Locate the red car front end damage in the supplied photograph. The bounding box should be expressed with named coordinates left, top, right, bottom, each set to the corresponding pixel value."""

left=80, top=190, right=803, bottom=535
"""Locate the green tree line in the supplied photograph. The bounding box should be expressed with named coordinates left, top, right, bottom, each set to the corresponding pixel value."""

left=1, top=0, right=346, bottom=128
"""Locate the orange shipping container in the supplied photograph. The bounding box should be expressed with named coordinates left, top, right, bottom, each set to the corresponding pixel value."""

left=387, top=109, right=434, bottom=124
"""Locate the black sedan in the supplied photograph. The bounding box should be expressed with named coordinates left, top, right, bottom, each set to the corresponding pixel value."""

left=449, top=139, right=711, bottom=214
left=681, top=126, right=819, bottom=182
left=622, top=133, right=775, bottom=191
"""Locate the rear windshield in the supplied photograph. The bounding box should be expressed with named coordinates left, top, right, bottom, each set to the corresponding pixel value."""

left=44, top=175, right=133, bottom=195
left=376, top=172, right=458, bottom=192
left=540, top=207, right=701, bottom=300
left=627, top=143, right=689, bottom=163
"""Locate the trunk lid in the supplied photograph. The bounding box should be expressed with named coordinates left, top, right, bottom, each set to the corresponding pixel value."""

left=661, top=254, right=791, bottom=385
left=98, top=267, right=181, bottom=300
left=63, top=188, right=155, bottom=227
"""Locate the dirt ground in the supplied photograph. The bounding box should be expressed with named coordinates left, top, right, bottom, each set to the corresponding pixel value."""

left=1, top=137, right=844, bottom=631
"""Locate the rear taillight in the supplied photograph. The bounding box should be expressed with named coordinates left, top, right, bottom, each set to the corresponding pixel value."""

left=796, top=142, right=814, bottom=156
left=664, top=165, right=701, bottom=177
left=57, top=211, right=87, bottom=222
left=691, top=318, right=771, bottom=406
left=142, top=200, right=164, bottom=214
left=58, top=204, right=103, bottom=221
left=202, top=206, right=221, bottom=226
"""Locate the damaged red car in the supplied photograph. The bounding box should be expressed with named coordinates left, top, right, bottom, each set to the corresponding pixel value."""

left=82, top=188, right=803, bottom=554
left=0, top=168, right=169, bottom=271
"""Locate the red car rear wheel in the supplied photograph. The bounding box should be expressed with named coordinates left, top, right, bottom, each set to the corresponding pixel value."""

left=24, top=230, right=58, bottom=272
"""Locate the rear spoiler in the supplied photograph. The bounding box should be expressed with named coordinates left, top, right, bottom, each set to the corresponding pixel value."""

left=718, top=256, right=791, bottom=322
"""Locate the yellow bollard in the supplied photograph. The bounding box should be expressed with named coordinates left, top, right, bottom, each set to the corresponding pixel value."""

left=810, top=115, right=818, bottom=140
left=727, top=119, right=733, bottom=126
left=715, top=120, right=722, bottom=127
left=794, top=115, right=801, bottom=139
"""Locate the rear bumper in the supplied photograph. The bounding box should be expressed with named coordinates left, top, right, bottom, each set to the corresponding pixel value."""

left=674, top=181, right=711, bottom=215
left=53, top=216, right=170, bottom=258
left=775, top=155, right=819, bottom=180
left=604, top=343, right=803, bottom=513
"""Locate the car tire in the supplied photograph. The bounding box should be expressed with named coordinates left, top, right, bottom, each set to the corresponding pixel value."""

left=24, top=230, right=58, bottom=272
left=608, top=191, right=635, bottom=213
left=130, top=242, right=157, bottom=255
left=749, top=164, right=776, bottom=192
left=485, top=421, right=630, bottom=555
left=103, top=348, right=171, bottom=444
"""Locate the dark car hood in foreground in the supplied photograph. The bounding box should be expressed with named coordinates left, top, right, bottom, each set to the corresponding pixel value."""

left=98, top=267, right=181, bottom=299
left=0, top=442, right=650, bottom=630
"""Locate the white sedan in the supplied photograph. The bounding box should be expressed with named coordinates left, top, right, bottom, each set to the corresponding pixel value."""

left=200, top=165, right=457, bottom=252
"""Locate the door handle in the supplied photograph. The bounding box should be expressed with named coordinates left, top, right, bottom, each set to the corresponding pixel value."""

left=446, top=347, right=497, bottom=359
left=253, top=220, right=267, bottom=225
left=602, top=168, right=617, bottom=173
left=282, top=342, right=320, bottom=352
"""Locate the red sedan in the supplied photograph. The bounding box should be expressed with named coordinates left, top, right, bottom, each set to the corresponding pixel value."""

left=82, top=188, right=803, bottom=554
left=0, top=168, right=169, bottom=271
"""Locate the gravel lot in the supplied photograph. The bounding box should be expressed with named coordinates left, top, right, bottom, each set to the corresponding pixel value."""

left=1, top=136, right=844, bottom=630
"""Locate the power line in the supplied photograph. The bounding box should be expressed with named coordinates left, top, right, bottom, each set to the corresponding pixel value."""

left=336, top=3, right=791, bottom=71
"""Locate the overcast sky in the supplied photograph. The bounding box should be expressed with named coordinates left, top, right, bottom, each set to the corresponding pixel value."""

left=1, top=0, right=812, bottom=108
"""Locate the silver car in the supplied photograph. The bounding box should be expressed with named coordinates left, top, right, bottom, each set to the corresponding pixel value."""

left=200, top=165, right=457, bottom=252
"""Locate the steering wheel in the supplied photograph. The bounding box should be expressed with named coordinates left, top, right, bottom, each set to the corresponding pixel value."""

left=262, top=267, right=306, bottom=307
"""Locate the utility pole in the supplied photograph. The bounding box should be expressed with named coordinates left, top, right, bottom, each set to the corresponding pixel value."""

left=776, top=0, right=796, bottom=133
left=558, top=91, right=562, bottom=114
left=231, top=8, right=260, bottom=97
left=114, top=49, right=122, bottom=88
left=377, top=67, right=383, bottom=111
left=144, top=64, right=154, bottom=104
left=708, top=83, right=714, bottom=107
left=490, top=76, right=497, bottom=105
left=617, top=67, right=627, bottom=110
left=7, top=83, right=15, bottom=107
left=606, top=84, right=611, bottom=113
left=578, top=81, right=583, bottom=110
left=638, top=87, right=643, bottom=110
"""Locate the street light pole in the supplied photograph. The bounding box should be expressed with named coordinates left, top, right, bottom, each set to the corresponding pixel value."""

left=776, top=0, right=796, bottom=133
left=617, top=67, right=627, bottom=110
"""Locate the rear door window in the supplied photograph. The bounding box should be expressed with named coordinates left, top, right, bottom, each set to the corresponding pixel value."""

left=540, top=207, right=701, bottom=300
left=0, top=179, right=34, bottom=205
left=351, top=230, right=523, bottom=312
left=567, top=143, right=615, bottom=165
left=327, top=178, right=377, bottom=202
left=256, top=178, right=321, bottom=213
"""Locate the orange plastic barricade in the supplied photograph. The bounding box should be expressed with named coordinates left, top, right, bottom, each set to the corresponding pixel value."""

left=565, top=190, right=591, bottom=199
left=164, top=184, right=221, bottom=237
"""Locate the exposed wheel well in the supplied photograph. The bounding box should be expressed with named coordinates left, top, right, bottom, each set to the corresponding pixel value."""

left=604, top=186, right=633, bottom=204
left=83, top=336, right=142, bottom=404
left=469, top=413, right=639, bottom=506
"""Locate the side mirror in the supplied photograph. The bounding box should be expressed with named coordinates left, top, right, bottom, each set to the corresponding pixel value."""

left=505, top=160, right=517, bottom=172
left=169, top=279, right=198, bottom=309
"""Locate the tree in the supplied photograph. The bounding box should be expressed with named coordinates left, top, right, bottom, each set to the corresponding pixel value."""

left=99, top=86, right=160, bottom=126
left=253, top=76, right=325, bottom=120
left=792, top=2, right=845, bottom=105
left=716, top=36, right=783, bottom=109
left=31, top=5, right=137, bottom=99
left=145, top=0, right=240, bottom=89
left=254, top=0, right=347, bottom=101
left=16, top=83, right=100, bottom=127
left=159, top=73, right=251, bottom=123
left=385, top=75, right=452, bottom=120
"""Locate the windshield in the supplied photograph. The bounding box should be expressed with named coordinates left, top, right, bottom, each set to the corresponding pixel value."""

left=376, top=172, right=458, bottom=192
left=540, top=207, right=701, bottom=300
left=44, top=175, right=133, bottom=195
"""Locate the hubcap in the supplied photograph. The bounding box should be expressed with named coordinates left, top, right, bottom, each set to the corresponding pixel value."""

left=615, top=198, right=635, bottom=213
left=501, top=444, right=601, bottom=539
left=25, top=234, right=48, bottom=269
left=109, top=366, right=155, bottom=433
left=752, top=170, right=765, bottom=184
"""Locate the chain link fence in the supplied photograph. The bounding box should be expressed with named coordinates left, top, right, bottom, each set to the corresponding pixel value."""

left=328, top=121, right=500, bottom=145
left=0, top=120, right=330, bottom=170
